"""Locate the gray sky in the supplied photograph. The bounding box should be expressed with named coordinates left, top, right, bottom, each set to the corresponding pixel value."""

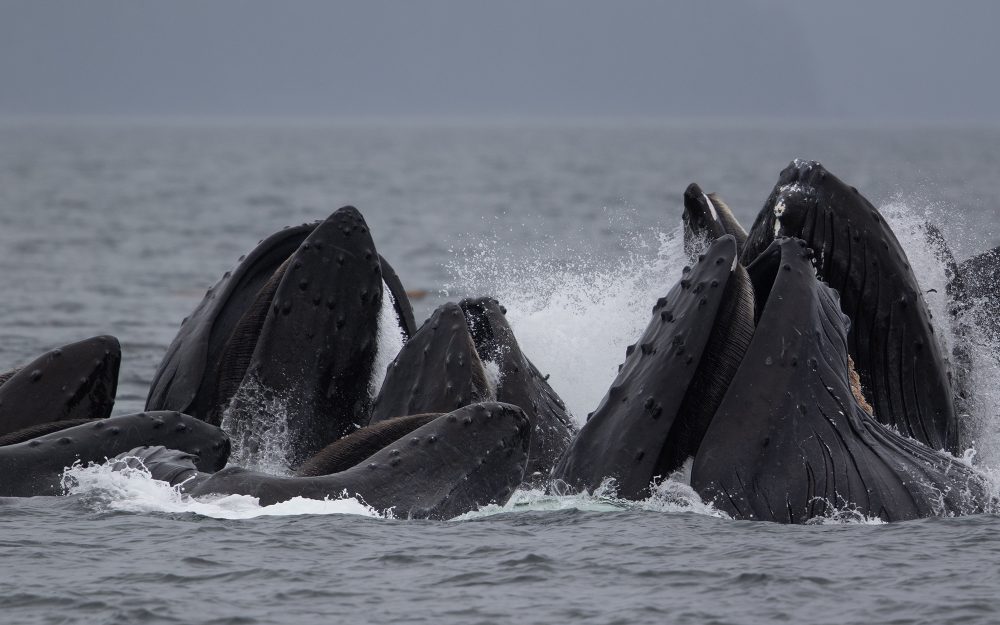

left=1, top=0, right=997, bottom=120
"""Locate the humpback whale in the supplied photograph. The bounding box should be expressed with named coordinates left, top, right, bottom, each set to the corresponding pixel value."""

left=0, top=411, right=230, bottom=497
left=741, top=160, right=959, bottom=453
left=370, top=297, right=575, bottom=480
left=370, top=303, right=493, bottom=422
left=122, top=403, right=531, bottom=520
left=552, top=236, right=754, bottom=498
left=146, top=210, right=414, bottom=420
left=682, top=183, right=747, bottom=258
left=458, top=297, right=575, bottom=479
left=147, top=207, right=412, bottom=468
left=691, top=238, right=988, bottom=523
left=0, top=336, right=120, bottom=438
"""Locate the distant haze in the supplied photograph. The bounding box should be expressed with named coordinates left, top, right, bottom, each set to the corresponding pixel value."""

left=1, top=0, right=997, bottom=121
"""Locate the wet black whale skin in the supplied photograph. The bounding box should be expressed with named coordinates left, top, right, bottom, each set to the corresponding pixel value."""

left=552, top=235, right=753, bottom=498
left=742, top=160, right=958, bottom=453
left=0, top=411, right=230, bottom=497
left=693, top=238, right=988, bottom=523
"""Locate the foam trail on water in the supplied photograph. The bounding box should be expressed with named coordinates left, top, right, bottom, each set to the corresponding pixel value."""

left=447, top=215, right=688, bottom=423
left=458, top=466, right=731, bottom=521
left=61, top=459, right=384, bottom=520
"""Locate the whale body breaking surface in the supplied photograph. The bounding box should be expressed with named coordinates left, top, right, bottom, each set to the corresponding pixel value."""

left=0, top=160, right=998, bottom=524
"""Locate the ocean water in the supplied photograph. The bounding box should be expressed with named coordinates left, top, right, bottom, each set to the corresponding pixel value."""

left=1, top=120, right=999, bottom=624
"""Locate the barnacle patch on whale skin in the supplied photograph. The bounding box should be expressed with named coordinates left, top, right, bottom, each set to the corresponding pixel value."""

left=771, top=184, right=808, bottom=238
left=772, top=199, right=786, bottom=237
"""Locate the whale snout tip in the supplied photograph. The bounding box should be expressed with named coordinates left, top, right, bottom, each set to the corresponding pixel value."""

left=782, top=159, right=828, bottom=185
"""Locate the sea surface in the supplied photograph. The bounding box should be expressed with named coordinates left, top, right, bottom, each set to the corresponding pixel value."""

left=0, top=119, right=999, bottom=624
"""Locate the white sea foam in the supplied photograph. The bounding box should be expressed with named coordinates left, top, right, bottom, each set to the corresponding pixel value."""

left=61, top=459, right=383, bottom=520
left=447, top=215, right=688, bottom=423
left=457, top=463, right=730, bottom=520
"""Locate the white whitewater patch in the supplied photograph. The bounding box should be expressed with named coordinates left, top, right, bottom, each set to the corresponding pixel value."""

left=482, top=359, right=502, bottom=398
left=447, top=214, right=688, bottom=423
left=218, top=280, right=405, bottom=474
left=803, top=501, right=888, bottom=526
left=61, top=459, right=383, bottom=520
left=60, top=457, right=885, bottom=525
left=881, top=197, right=1000, bottom=475
left=953, top=320, right=1000, bottom=470
left=881, top=200, right=955, bottom=359
left=220, top=376, right=294, bottom=475
left=458, top=465, right=729, bottom=521
left=369, top=281, right=406, bottom=399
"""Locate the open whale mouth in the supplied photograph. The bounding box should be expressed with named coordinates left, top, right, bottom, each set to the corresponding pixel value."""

left=739, top=159, right=958, bottom=452
left=190, top=206, right=400, bottom=470
left=371, top=293, right=573, bottom=480
left=745, top=237, right=787, bottom=321
left=682, top=183, right=724, bottom=254
left=458, top=297, right=508, bottom=390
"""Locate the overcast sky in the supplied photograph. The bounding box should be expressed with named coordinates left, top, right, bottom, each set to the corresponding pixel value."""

left=1, top=0, right=997, bottom=120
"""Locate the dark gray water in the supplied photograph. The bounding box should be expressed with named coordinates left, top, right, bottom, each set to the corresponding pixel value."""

left=1, top=120, right=999, bottom=624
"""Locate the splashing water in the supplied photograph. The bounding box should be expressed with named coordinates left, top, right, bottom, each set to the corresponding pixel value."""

left=440, top=195, right=1000, bottom=519
left=458, top=461, right=730, bottom=520
left=60, top=458, right=383, bottom=520
left=220, top=375, right=295, bottom=475
left=882, top=199, right=1000, bottom=474
left=72, top=197, right=1000, bottom=524
left=953, top=320, right=1000, bottom=469
left=447, top=215, right=688, bottom=423
left=482, top=360, right=502, bottom=398
left=219, top=280, right=405, bottom=474
left=369, top=281, right=406, bottom=399
left=881, top=200, right=956, bottom=357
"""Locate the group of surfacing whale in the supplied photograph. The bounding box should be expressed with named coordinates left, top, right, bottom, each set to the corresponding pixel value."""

left=1, top=159, right=999, bottom=523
